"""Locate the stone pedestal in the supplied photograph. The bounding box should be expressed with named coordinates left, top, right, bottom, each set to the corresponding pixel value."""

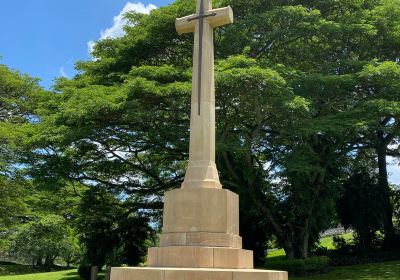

left=147, top=188, right=253, bottom=269
left=110, top=1, right=287, bottom=278
left=111, top=267, right=288, bottom=280
left=110, top=188, right=288, bottom=280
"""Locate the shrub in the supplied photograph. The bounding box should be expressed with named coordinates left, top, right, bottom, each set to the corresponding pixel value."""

left=313, top=245, right=329, bottom=256
left=265, top=256, right=330, bottom=276
left=329, top=249, right=400, bottom=266
left=77, top=263, right=91, bottom=280
left=333, top=236, right=354, bottom=255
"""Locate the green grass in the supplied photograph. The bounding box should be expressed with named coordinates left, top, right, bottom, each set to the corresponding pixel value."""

left=0, top=263, right=73, bottom=276
left=0, top=260, right=399, bottom=280
left=319, top=233, right=353, bottom=249
left=295, top=260, right=400, bottom=280
left=0, top=269, right=79, bottom=280
left=267, top=233, right=354, bottom=259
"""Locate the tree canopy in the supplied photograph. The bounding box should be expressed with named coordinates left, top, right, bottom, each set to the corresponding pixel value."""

left=0, top=0, right=399, bottom=265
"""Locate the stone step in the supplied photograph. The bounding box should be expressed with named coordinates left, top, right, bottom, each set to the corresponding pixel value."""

left=159, top=232, right=242, bottom=248
left=111, top=267, right=288, bottom=280
left=148, top=246, right=253, bottom=269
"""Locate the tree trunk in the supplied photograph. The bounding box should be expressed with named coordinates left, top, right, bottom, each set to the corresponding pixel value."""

left=376, top=131, right=396, bottom=248
left=44, top=255, right=54, bottom=271
left=284, top=245, right=295, bottom=259
left=300, top=220, right=310, bottom=259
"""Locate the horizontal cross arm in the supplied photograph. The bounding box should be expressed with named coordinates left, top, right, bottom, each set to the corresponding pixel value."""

left=175, top=6, right=234, bottom=35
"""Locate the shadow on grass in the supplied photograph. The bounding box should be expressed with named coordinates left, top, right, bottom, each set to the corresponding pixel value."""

left=0, top=263, right=76, bottom=277
left=295, top=260, right=400, bottom=280
left=58, top=270, right=80, bottom=280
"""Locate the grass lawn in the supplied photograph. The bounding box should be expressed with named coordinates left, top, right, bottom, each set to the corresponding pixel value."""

left=268, top=232, right=353, bottom=259
left=0, top=263, right=76, bottom=276
left=0, top=269, right=79, bottom=280
left=0, top=260, right=399, bottom=280
left=295, top=260, right=400, bottom=280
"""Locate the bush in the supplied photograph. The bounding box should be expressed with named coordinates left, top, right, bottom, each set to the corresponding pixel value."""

left=78, top=263, right=92, bottom=280
left=333, top=236, right=354, bottom=255
left=313, top=245, right=329, bottom=256
left=265, top=256, right=330, bottom=276
left=329, top=249, right=400, bottom=266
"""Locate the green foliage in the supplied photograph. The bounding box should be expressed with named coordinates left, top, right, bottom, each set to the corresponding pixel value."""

left=2, top=0, right=400, bottom=264
left=0, top=64, right=46, bottom=257
left=0, top=178, right=26, bottom=230
left=8, top=216, right=78, bottom=268
left=77, top=187, right=155, bottom=268
left=0, top=64, right=41, bottom=123
left=77, top=264, right=91, bottom=280
left=0, top=268, right=79, bottom=280
left=265, top=256, right=330, bottom=276
left=0, top=263, right=76, bottom=278
left=296, top=260, right=400, bottom=280
left=337, top=169, right=388, bottom=251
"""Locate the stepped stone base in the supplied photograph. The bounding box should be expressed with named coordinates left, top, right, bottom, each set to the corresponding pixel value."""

left=148, top=246, right=253, bottom=269
left=111, top=267, right=288, bottom=280
left=159, top=232, right=242, bottom=248
left=162, top=188, right=239, bottom=235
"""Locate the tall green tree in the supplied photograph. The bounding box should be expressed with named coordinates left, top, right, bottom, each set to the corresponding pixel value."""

left=9, top=215, right=77, bottom=269
left=0, top=64, right=43, bottom=249
left=356, top=62, right=400, bottom=247
left=15, top=0, right=400, bottom=261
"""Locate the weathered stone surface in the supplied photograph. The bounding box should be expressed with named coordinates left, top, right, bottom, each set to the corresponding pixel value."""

left=147, top=246, right=253, bottom=269
left=111, top=267, right=164, bottom=280
left=213, top=248, right=253, bottom=269
left=186, top=232, right=242, bottom=248
left=159, top=232, right=187, bottom=246
left=174, top=0, right=234, bottom=190
left=110, top=1, right=288, bottom=278
left=164, top=269, right=231, bottom=280
left=159, top=246, right=214, bottom=268
left=233, top=270, right=288, bottom=280
left=159, top=232, right=242, bottom=248
left=162, top=188, right=239, bottom=235
left=110, top=268, right=288, bottom=280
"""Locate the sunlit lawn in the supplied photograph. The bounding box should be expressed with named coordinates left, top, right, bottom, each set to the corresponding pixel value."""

left=1, top=260, right=399, bottom=280
left=0, top=269, right=79, bottom=280
left=295, top=260, right=400, bottom=280
left=268, top=232, right=353, bottom=259
left=0, top=264, right=107, bottom=280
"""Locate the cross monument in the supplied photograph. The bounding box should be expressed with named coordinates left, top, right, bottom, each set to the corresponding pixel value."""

left=111, top=1, right=288, bottom=279
left=176, top=0, right=233, bottom=189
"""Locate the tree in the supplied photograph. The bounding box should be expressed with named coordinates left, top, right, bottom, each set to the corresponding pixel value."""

left=77, top=187, right=155, bottom=269
left=14, top=0, right=400, bottom=261
left=59, top=228, right=81, bottom=268
left=355, top=62, right=400, bottom=247
left=0, top=64, right=44, bottom=254
left=9, top=215, right=76, bottom=269
left=337, top=168, right=387, bottom=252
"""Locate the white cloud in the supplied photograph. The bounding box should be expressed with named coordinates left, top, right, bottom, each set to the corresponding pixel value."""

left=101, top=2, right=156, bottom=39
left=87, top=40, right=96, bottom=55
left=59, top=67, right=68, bottom=78
left=88, top=2, right=156, bottom=55
left=388, top=156, right=400, bottom=185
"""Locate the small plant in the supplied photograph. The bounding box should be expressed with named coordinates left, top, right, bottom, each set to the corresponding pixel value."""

left=333, top=236, right=353, bottom=255
left=78, top=263, right=92, bottom=280
left=265, top=256, right=330, bottom=276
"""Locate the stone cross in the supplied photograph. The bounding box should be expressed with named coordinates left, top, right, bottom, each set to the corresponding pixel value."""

left=176, top=0, right=233, bottom=189
left=110, top=3, right=289, bottom=278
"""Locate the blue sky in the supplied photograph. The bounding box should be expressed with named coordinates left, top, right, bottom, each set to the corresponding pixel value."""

left=0, top=1, right=399, bottom=184
left=0, top=0, right=172, bottom=89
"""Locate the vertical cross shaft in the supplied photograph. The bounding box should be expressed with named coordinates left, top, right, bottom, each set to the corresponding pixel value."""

left=187, top=0, right=217, bottom=115
left=175, top=0, right=233, bottom=189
